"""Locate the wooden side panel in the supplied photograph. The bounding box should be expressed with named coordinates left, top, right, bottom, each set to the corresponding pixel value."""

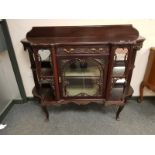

left=51, top=47, right=60, bottom=100
left=147, top=49, right=155, bottom=86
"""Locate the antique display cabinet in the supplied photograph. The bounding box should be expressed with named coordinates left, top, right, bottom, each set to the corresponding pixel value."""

left=21, top=25, right=145, bottom=120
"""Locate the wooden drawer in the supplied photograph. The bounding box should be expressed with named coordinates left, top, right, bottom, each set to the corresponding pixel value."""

left=56, top=45, right=109, bottom=56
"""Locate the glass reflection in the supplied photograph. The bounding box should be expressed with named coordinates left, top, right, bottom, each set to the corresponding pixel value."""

left=62, top=59, right=103, bottom=97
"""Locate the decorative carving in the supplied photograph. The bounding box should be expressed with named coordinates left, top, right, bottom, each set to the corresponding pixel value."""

left=33, top=49, right=42, bottom=80
left=133, top=41, right=144, bottom=50
left=38, top=49, right=50, bottom=61
left=111, top=77, right=126, bottom=89
left=114, top=48, right=128, bottom=61
left=63, top=48, right=75, bottom=53
left=57, top=47, right=109, bottom=55
left=77, top=92, right=90, bottom=97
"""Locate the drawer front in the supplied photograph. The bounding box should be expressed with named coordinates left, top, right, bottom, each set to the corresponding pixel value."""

left=56, top=46, right=109, bottom=56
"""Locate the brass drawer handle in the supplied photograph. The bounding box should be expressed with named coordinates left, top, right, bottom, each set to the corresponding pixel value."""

left=63, top=48, right=75, bottom=53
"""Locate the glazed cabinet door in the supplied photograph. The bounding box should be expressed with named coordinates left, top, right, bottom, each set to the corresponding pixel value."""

left=57, top=56, right=108, bottom=99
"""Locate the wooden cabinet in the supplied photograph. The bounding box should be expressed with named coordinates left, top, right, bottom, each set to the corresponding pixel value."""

left=21, top=25, right=145, bottom=120
left=138, top=47, right=155, bottom=102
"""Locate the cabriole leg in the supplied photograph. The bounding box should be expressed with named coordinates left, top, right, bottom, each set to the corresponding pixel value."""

left=40, top=96, right=49, bottom=120
left=42, top=105, right=49, bottom=120
left=116, top=105, right=124, bottom=120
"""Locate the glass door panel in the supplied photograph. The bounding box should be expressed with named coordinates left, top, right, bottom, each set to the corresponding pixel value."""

left=64, top=61, right=100, bottom=77
left=60, top=58, right=104, bottom=98
left=63, top=77, right=101, bottom=97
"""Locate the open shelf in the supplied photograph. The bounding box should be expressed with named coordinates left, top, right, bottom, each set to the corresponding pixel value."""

left=37, top=61, right=53, bottom=80
left=41, top=61, right=52, bottom=68
left=114, top=60, right=126, bottom=66
left=40, top=83, right=55, bottom=100
left=40, top=68, right=53, bottom=79
left=110, top=87, right=124, bottom=101
left=112, top=66, right=125, bottom=77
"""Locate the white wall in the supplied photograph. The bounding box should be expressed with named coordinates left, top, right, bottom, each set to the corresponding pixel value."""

left=6, top=19, right=155, bottom=97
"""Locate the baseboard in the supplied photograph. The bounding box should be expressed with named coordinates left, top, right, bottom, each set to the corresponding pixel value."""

left=27, top=97, right=36, bottom=101
left=130, top=96, right=155, bottom=101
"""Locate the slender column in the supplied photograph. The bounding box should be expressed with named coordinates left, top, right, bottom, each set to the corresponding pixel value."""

left=51, top=47, right=60, bottom=100
left=28, top=47, right=40, bottom=91
left=105, top=44, right=115, bottom=99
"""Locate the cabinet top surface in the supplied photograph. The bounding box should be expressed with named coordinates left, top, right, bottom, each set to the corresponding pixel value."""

left=21, top=25, right=145, bottom=46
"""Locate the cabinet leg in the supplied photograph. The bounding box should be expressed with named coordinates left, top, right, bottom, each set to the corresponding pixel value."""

left=40, top=96, right=49, bottom=120
left=116, top=105, right=124, bottom=120
left=138, top=81, right=145, bottom=103
left=42, top=106, right=49, bottom=120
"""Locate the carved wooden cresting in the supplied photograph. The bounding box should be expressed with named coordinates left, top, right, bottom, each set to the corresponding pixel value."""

left=21, top=25, right=145, bottom=120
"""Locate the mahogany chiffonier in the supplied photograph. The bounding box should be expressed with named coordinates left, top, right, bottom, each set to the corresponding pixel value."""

left=21, top=25, right=145, bottom=120
left=138, top=47, right=155, bottom=103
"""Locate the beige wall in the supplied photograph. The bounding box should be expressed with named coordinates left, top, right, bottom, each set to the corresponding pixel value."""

left=6, top=19, right=155, bottom=97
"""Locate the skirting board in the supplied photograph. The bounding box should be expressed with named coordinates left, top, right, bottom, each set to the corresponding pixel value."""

left=0, top=96, right=155, bottom=123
